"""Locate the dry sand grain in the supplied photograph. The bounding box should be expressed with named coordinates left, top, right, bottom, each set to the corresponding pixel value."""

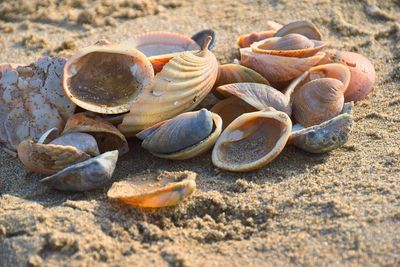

left=0, top=0, right=399, bottom=266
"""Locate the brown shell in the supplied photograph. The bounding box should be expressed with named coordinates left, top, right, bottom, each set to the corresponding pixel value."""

left=274, top=20, right=322, bottom=40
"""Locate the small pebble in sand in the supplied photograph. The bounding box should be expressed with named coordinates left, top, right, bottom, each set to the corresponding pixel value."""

left=21, top=35, right=49, bottom=50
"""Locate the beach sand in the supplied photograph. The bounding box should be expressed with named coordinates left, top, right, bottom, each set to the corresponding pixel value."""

left=0, top=0, right=399, bottom=266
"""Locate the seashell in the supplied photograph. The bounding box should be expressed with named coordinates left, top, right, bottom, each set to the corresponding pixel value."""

left=212, top=109, right=292, bottom=172
left=250, top=33, right=325, bottom=58
left=237, top=21, right=283, bottom=48
left=50, top=132, right=100, bottom=156
left=37, top=127, right=60, bottom=144
left=291, top=78, right=345, bottom=127
left=191, top=29, right=216, bottom=50
left=213, top=64, right=269, bottom=98
left=0, top=58, right=75, bottom=151
left=211, top=96, right=257, bottom=130
left=40, top=150, right=118, bottom=192
left=17, top=139, right=91, bottom=175
left=319, top=49, right=376, bottom=102
left=289, top=102, right=354, bottom=153
left=118, top=37, right=219, bottom=136
left=62, top=112, right=129, bottom=155
left=137, top=109, right=222, bottom=160
left=107, top=171, right=196, bottom=208
left=216, top=83, right=291, bottom=115
left=274, top=20, right=322, bottom=40
left=63, top=44, right=154, bottom=114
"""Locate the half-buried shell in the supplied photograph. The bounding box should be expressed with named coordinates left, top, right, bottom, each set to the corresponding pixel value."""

left=107, top=171, right=196, bottom=208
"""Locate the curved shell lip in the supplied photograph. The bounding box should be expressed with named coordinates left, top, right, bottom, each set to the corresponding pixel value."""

left=63, top=45, right=154, bottom=115
left=139, top=112, right=222, bottom=160
left=212, top=110, right=292, bottom=172
left=250, top=37, right=326, bottom=57
left=191, top=29, right=217, bottom=50
left=274, top=20, right=322, bottom=40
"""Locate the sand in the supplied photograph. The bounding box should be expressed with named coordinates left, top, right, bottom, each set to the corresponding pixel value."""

left=0, top=0, right=399, bottom=266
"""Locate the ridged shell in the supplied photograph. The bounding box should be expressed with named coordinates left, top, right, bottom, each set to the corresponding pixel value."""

left=40, top=150, right=118, bottom=192
left=289, top=103, right=354, bottom=153
left=274, top=20, right=322, bottom=40
left=50, top=132, right=100, bottom=157
left=118, top=38, right=219, bottom=136
left=137, top=109, right=222, bottom=160
left=216, top=83, right=291, bottom=115
left=62, top=112, right=129, bottom=155
left=320, top=49, right=376, bottom=102
left=211, top=97, right=257, bottom=130
left=291, top=78, right=345, bottom=127
left=240, top=48, right=325, bottom=87
left=107, top=171, right=196, bottom=208
left=63, top=45, right=154, bottom=114
left=17, top=139, right=91, bottom=175
left=212, top=109, right=292, bottom=172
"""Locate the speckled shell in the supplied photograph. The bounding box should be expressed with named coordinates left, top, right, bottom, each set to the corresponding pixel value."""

left=118, top=38, right=219, bottom=136
left=216, top=83, right=291, bottom=115
left=212, top=109, right=292, bottom=172
left=62, top=112, right=129, bottom=155
left=319, top=49, right=376, bottom=102
left=17, top=139, right=91, bottom=175
left=289, top=103, right=354, bottom=153
left=137, top=109, right=222, bottom=160
left=40, top=150, right=118, bottom=192
left=274, top=20, right=322, bottom=40
left=107, top=171, right=196, bottom=208
left=63, top=44, right=154, bottom=114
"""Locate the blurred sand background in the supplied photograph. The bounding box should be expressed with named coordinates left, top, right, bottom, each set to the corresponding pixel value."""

left=0, top=0, right=399, bottom=266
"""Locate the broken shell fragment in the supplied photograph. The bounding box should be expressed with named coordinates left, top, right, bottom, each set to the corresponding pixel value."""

left=62, top=112, right=129, bottom=155
left=274, top=20, right=322, bottom=40
left=191, top=29, right=216, bottom=50
left=212, top=109, right=292, bottom=172
left=40, top=150, right=119, bottom=192
left=137, top=109, right=222, bottom=160
left=63, top=44, right=154, bottom=114
left=107, top=171, right=196, bottom=208
left=118, top=37, right=219, bottom=136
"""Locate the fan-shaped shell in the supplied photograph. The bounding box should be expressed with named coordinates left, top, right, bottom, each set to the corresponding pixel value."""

left=107, top=171, right=196, bottom=208
left=274, top=20, right=322, bottom=40
left=320, top=49, right=376, bottom=102
left=216, top=83, right=291, bottom=115
left=62, top=112, right=129, bottom=155
left=137, top=109, right=222, bottom=160
left=118, top=38, right=219, bottom=136
left=40, top=150, right=118, bottom=192
left=63, top=45, right=154, bottom=114
left=212, top=109, right=292, bottom=172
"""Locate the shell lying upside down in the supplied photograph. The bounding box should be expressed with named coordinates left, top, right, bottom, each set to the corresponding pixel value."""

left=118, top=37, right=219, bottom=136
left=107, top=171, right=196, bottom=208
left=137, top=109, right=222, bottom=160
left=212, top=108, right=292, bottom=172
left=40, top=150, right=119, bottom=192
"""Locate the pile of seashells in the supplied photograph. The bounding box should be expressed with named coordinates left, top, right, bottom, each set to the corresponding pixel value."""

left=0, top=21, right=375, bottom=208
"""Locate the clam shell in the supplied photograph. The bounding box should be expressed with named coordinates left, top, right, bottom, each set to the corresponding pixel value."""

left=17, top=139, right=91, bottom=175
left=216, top=83, right=291, bottom=115
left=50, top=132, right=100, bottom=156
left=62, top=112, right=129, bottom=155
left=211, top=96, right=257, bottom=130
left=63, top=45, right=154, bottom=114
left=118, top=38, right=219, bottom=136
left=320, top=49, right=376, bottom=102
left=107, top=171, right=196, bottom=208
left=240, top=48, right=325, bottom=87
left=212, top=109, right=292, bottom=172
left=137, top=109, right=222, bottom=160
left=237, top=21, right=283, bottom=48
left=37, top=127, right=59, bottom=144
left=191, top=29, right=216, bottom=50
left=40, top=150, right=119, bottom=192
left=274, top=20, right=322, bottom=40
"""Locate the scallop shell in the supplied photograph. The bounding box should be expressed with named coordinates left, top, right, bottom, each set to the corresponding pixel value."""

left=216, top=83, right=291, bottom=115
left=62, top=112, right=129, bottom=155
left=107, top=171, right=196, bottom=208
left=274, top=20, right=322, bottom=40
left=212, top=109, right=292, bottom=172
left=63, top=44, right=154, bottom=114
left=320, top=49, right=376, bottom=102
left=40, top=150, right=119, bottom=192
left=118, top=37, right=219, bottom=136
left=137, top=109, right=222, bottom=160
